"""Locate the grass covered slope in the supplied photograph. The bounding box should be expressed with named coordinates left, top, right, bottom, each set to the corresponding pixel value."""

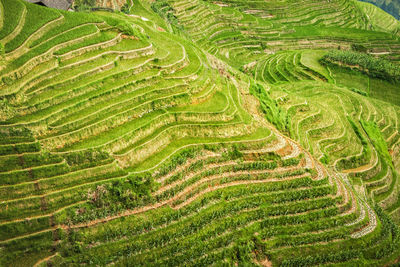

left=0, top=0, right=400, bottom=266
left=357, top=0, right=400, bottom=34
left=162, top=0, right=400, bottom=68
left=359, top=0, right=400, bottom=20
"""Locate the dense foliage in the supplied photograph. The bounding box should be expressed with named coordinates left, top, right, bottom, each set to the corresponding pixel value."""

left=321, top=50, right=400, bottom=83
left=361, top=120, right=392, bottom=167
left=73, top=0, right=96, bottom=11
left=151, top=0, right=183, bottom=31
left=100, top=15, right=145, bottom=39
left=88, top=175, right=153, bottom=209
left=249, top=82, right=290, bottom=133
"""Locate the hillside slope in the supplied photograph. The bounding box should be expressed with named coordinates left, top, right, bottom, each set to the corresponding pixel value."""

left=0, top=0, right=400, bottom=266
left=357, top=0, right=400, bottom=33
left=359, top=0, right=400, bottom=20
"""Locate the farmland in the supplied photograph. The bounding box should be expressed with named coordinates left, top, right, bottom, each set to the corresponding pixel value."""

left=0, top=0, right=400, bottom=266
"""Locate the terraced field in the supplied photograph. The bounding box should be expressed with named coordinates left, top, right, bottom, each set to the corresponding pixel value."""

left=0, top=0, right=400, bottom=266
left=95, top=0, right=128, bottom=11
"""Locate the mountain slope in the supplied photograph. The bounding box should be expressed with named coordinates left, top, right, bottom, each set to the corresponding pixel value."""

left=359, top=0, right=400, bottom=20
left=357, top=0, right=400, bottom=33
left=0, top=0, right=400, bottom=266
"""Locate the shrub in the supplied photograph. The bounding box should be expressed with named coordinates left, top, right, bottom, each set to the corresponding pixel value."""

left=351, top=43, right=368, bottom=53
left=115, top=22, right=137, bottom=36
left=73, top=0, right=96, bottom=11
left=107, top=175, right=153, bottom=205
left=227, top=144, right=243, bottom=160
left=361, top=120, right=392, bottom=167
left=350, top=87, right=368, bottom=96
left=100, top=16, right=145, bottom=39
left=320, top=154, right=330, bottom=164
left=63, top=148, right=110, bottom=166
left=2, top=76, right=13, bottom=85
left=0, top=99, right=16, bottom=121
left=249, top=82, right=290, bottom=133
left=69, top=174, right=154, bottom=222
left=121, top=2, right=130, bottom=14
left=151, top=0, right=184, bottom=31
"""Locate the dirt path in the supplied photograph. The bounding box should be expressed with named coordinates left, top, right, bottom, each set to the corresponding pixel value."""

left=33, top=253, right=59, bottom=267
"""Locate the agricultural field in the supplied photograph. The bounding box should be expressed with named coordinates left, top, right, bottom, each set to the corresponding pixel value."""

left=359, top=0, right=400, bottom=20
left=0, top=0, right=400, bottom=266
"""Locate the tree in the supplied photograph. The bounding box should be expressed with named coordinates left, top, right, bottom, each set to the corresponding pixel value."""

left=74, top=0, right=96, bottom=11
left=75, top=0, right=95, bottom=5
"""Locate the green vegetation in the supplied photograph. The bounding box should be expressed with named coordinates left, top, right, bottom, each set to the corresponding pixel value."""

left=359, top=0, right=400, bottom=20
left=321, top=50, right=400, bottom=83
left=53, top=30, right=118, bottom=55
left=361, top=120, right=392, bottom=166
left=0, top=0, right=400, bottom=266
left=73, top=0, right=96, bottom=12
left=151, top=0, right=183, bottom=31
left=99, top=14, right=145, bottom=38
left=4, top=1, right=60, bottom=52
left=0, top=0, right=25, bottom=40
left=356, top=1, right=400, bottom=34
left=250, top=82, right=290, bottom=133
left=29, top=10, right=103, bottom=48
left=336, top=117, right=371, bottom=170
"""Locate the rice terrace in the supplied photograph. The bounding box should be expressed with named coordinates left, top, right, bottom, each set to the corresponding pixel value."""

left=0, top=0, right=400, bottom=265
